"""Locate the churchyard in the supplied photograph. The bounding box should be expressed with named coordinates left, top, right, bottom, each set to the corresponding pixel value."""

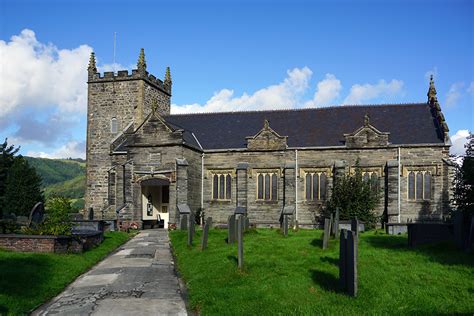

left=170, top=226, right=474, bottom=315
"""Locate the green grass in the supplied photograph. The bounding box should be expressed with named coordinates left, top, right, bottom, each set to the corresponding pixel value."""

left=0, top=231, right=130, bottom=315
left=170, top=229, right=474, bottom=315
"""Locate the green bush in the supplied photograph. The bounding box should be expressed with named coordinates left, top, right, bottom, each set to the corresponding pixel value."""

left=326, top=160, right=380, bottom=227
left=24, top=197, right=73, bottom=236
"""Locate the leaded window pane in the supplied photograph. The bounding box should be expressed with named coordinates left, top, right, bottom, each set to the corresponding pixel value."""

left=320, top=173, right=327, bottom=200
left=424, top=173, right=431, bottom=200
left=271, top=174, right=278, bottom=201
left=313, top=173, right=319, bottom=200
left=370, top=173, right=378, bottom=191
left=416, top=172, right=423, bottom=200
left=363, top=172, right=369, bottom=182
left=258, top=174, right=263, bottom=199
left=305, top=174, right=312, bottom=200
left=226, top=174, right=232, bottom=199
left=408, top=172, right=415, bottom=200
left=264, top=174, right=270, bottom=200
left=213, top=175, right=218, bottom=199
left=219, top=174, right=225, bottom=199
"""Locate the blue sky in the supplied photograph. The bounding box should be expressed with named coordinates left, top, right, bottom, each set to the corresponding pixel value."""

left=0, top=0, right=472, bottom=158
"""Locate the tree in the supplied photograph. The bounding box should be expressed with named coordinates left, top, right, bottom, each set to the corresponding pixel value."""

left=453, top=132, right=474, bottom=216
left=0, top=138, right=20, bottom=216
left=3, top=157, right=44, bottom=217
left=326, top=160, right=380, bottom=227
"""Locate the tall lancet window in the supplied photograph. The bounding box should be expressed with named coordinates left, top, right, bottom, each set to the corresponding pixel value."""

left=111, top=118, right=118, bottom=134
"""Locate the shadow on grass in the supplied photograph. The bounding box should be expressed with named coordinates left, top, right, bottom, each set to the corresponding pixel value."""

left=320, top=256, right=338, bottom=266
left=0, top=255, right=53, bottom=299
left=309, top=269, right=340, bottom=293
left=227, top=255, right=238, bottom=265
left=364, top=234, right=474, bottom=267
left=310, top=238, right=323, bottom=248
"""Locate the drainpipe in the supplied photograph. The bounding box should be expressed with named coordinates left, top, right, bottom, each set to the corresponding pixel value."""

left=201, top=153, right=204, bottom=213
left=295, top=149, right=298, bottom=222
left=398, top=147, right=401, bottom=223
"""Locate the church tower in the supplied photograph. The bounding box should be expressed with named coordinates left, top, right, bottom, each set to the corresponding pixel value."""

left=85, top=49, right=172, bottom=215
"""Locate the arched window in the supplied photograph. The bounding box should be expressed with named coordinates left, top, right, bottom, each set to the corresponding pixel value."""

left=312, top=173, right=319, bottom=200
left=320, top=173, right=327, bottom=200
left=416, top=172, right=423, bottom=200
left=271, top=174, right=278, bottom=201
left=226, top=174, right=232, bottom=199
left=408, top=171, right=433, bottom=201
left=305, top=173, right=312, bottom=200
left=219, top=174, right=225, bottom=199
left=408, top=172, right=415, bottom=200
left=423, top=172, right=431, bottom=200
left=213, top=175, right=218, bottom=199
left=257, top=174, right=264, bottom=200
left=264, top=174, right=271, bottom=200
left=256, top=172, right=278, bottom=201
left=111, top=117, right=118, bottom=133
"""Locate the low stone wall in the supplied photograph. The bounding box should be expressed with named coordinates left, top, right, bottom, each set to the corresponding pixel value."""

left=0, top=231, right=103, bottom=253
left=386, top=223, right=408, bottom=235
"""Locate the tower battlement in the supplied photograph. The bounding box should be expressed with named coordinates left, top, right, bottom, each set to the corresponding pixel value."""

left=88, top=69, right=172, bottom=95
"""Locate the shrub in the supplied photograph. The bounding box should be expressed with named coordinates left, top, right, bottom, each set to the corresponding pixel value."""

left=325, top=160, right=380, bottom=228
left=26, top=197, right=73, bottom=236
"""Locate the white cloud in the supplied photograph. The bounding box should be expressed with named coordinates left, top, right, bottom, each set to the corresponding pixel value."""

left=343, top=79, right=404, bottom=105
left=467, top=82, right=474, bottom=94
left=0, top=29, right=92, bottom=118
left=445, top=82, right=464, bottom=107
left=26, top=140, right=86, bottom=159
left=171, top=67, right=313, bottom=114
left=304, top=73, right=341, bottom=108
left=450, top=129, right=470, bottom=156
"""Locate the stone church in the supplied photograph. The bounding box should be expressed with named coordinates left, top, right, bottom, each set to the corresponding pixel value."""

left=85, top=49, right=454, bottom=228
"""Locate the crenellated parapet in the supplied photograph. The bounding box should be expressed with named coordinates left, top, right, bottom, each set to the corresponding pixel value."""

left=427, top=75, right=449, bottom=144
left=87, top=49, right=172, bottom=96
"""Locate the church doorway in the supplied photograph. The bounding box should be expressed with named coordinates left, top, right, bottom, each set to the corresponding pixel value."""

left=141, top=178, right=170, bottom=229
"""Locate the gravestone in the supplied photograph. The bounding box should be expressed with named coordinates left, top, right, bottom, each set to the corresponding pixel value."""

left=28, top=202, right=45, bottom=228
left=322, top=218, right=331, bottom=250
left=244, top=217, right=250, bottom=231
left=187, top=213, right=195, bottom=247
left=351, top=218, right=360, bottom=236
left=453, top=211, right=464, bottom=249
left=88, top=207, right=94, bottom=220
left=332, top=208, right=340, bottom=238
left=201, top=217, right=212, bottom=250
left=228, top=214, right=236, bottom=244
left=282, top=215, right=289, bottom=236
left=237, top=215, right=244, bottom=269
left=339, top=229, right=358, bottom=297
left=180, top=214, right=188, bottom=231
left=178, top=204, right=191, bottom=231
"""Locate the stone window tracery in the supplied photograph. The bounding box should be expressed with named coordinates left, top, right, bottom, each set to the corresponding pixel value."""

left=305, top=172, right=327, bottom=201
left=257, top=172, right=277, bottom=201
left=408, top=171, right=431, bottom=201
left=212, top=173, right=232, bottom=200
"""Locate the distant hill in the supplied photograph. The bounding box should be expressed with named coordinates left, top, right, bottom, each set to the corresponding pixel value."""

left=25, top=157, right=86, bottom=210
left=25, top=157, right=85, bottom=187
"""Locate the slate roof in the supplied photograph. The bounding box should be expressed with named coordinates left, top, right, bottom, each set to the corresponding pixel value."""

left=163, top=103, right=445, bottom=150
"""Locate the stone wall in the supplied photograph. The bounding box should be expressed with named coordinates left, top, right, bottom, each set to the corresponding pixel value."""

left=0, top=235, right=83, bottom=253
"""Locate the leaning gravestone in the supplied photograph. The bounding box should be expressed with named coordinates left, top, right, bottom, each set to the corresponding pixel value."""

left=332, top=208, right=340, bottom=238
left=237, top=216, right=244, bottom=269
left=339, top=229, right=358, bottom=297
left=28, top=202, right=45, bottom=228
left=244, top=217, right=250, bottom=231
left=180, top=214, right=188, bottom=230
left=177, top=204, right=191, bottom=230
left=351, top=218, right=360, bottom=236
left=228, top=214, right=236, bottom=244
left=322, top=218, right=331, bottom=250
left=201, top=217, right=212, bottom=250
left=187, top=213, right=195, bottom=247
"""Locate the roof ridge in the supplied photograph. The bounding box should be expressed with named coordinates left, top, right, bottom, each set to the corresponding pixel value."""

left=167, top=102, right=427, bottom=116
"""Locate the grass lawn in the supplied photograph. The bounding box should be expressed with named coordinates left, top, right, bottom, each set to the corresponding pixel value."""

left=0, top=231, right=130, bottom=315
left=170, top=228, right=474, bottom=315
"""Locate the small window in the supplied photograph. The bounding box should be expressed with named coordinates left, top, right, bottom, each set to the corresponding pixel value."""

left=212, top=173, right=232, bottom=200
left=408, top=171, right=432, bottom=201
left=111, top=118, right=118, bottom=133
left=362, top=171, right=379, bottom=191
left=305, top=172, right=327, bottom=201
left=256, top=172, right=278, bottom=201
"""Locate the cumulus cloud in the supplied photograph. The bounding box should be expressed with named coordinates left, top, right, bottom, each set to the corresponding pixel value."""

left=0, top=29, right=92, bottom=117
left=450, top=129, right=470, bottom=156
left=304, top=73, right=341, bottom=108
left=467, top=82, right=474, bottom=94
left=171, top=67, right=313, bottom=114
left=445, top=82, right=464, bottom=107
left=343, top=79, right=404, bottom=105
left=26, top=140, right=86, bottom=159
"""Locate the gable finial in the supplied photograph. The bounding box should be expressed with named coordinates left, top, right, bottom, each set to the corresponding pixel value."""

left=427, top=74, right=437, bottom=104
left=264, top=119, right=270, bottom=129
left=88, top=52, right=97, bottom=78
left=137, top=48, right=147, bottom=74
left=364, top=113, right=370, bottom=126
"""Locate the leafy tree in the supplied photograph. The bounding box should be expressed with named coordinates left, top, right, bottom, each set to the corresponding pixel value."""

left=40, top=196, right=73, bottom=235
left=3, top=157, right=44, bottom=217
left=326, top=160, right=380, bottom=227
left=453, top=132, right=473, bottom=216
left=0, top=138, right=20, bottom=217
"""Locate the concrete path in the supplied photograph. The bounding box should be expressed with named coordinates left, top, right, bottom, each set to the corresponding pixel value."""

left=33, top=230, right=188, bottom=316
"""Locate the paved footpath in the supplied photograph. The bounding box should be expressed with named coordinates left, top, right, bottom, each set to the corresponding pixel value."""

left=33, top=230, right=188, bottom=316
